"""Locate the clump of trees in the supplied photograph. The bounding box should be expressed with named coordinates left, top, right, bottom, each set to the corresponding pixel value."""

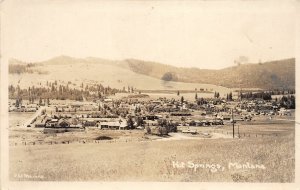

left=158, top=119, right=177, bottom=133
left=9, top=64, right=32, bottom=74
left=226, top=92, right=233, bottom=101
left=196, top=97, right=207, bottom=105
left=145, top=119, right=177, bottom=136
left=161, top=72, right=178, bottom=81
left=126, top=115, right=134, bottom=130
left=9, top=63, right=46, bottom=74
left=279, top=95, right=295, bottom=109
left=214, top=91, right=220, bottom=98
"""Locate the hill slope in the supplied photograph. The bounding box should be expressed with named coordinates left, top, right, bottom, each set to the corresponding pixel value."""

left=123, top=58, right=295, bottom=89
left=9, top=56, right=295, bottom=90
left=8, top=56, right=230, bottom=94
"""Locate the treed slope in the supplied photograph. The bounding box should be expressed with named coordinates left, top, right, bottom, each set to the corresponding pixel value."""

left=123, top=58, right=295, bottom=89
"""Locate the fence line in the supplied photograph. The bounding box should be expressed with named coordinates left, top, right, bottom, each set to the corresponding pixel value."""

left=10, top=131, right=280, bottom=146
left=208, top=129, right=279, bottom=138
left=10, top=138, right=153, bottom=146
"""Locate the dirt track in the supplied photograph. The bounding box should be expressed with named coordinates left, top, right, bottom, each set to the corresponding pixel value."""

left=156, top=132, right=231, bottom=141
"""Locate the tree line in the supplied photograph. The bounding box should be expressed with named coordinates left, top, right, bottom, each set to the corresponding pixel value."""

left=240, top=92, right=272, bottom=100
left=9, top=82, right=121, bottom=103
left=9, top=63, right=36, bottom=74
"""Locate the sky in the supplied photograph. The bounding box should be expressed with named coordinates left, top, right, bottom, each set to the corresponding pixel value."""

left=2, top=0, right=297, bottom=69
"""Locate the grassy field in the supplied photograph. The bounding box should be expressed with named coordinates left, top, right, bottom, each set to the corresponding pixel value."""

left=10, top=133, right=294, bottom=182
left=9, top=118, right=295, bottom=182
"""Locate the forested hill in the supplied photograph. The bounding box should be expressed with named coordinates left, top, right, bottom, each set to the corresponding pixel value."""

left=123, top=58, right=295, bottom=89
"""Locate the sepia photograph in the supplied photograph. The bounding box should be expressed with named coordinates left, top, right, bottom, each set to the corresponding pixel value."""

left=1, top=0, right=299, bottom=189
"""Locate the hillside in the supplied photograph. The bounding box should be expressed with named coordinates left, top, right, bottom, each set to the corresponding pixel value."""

left=8, top=56, right=230, bottom=94
left=9, top=56, right=295, bottom=90
left=123, top=58, right=295, bottom=89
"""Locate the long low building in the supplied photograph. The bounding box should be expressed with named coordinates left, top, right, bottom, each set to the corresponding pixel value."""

left=98, top=120, right=128, bottom=130
left=170, top=112, right=192, bottom=116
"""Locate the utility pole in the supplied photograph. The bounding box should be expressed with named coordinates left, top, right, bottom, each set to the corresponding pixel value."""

left=232, top=108, right=235, bottom=138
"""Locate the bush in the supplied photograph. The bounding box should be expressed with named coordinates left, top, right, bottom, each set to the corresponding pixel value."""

left=145, top=126, right=151, bottom=134
left=95, top=136, right=113, bottom=140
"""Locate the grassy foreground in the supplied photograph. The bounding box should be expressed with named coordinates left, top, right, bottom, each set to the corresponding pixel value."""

left=10, top=133, right=294, bottom=182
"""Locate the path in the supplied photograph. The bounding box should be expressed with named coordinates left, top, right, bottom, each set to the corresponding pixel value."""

left=22, top=106, right=46, bottom=127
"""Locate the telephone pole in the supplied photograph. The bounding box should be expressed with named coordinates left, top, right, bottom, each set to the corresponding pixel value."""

left=232, top=108, right=235, bottom=138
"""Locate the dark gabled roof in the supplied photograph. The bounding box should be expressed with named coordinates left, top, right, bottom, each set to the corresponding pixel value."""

left=58, top=118, right=70, bottom=125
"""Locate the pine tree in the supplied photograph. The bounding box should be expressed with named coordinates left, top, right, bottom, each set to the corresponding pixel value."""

left=39, top=97, right=43, bottom=106
left=15, top=99, right=19, bottom=107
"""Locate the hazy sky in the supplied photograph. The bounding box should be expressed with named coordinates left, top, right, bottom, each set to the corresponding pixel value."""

left=2, top=0, right=296, bottom=69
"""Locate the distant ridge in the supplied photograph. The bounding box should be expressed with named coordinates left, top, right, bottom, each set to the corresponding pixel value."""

left=10, top=56, right=295, bottom=89
left=122, top=58, right=295, bottom=89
